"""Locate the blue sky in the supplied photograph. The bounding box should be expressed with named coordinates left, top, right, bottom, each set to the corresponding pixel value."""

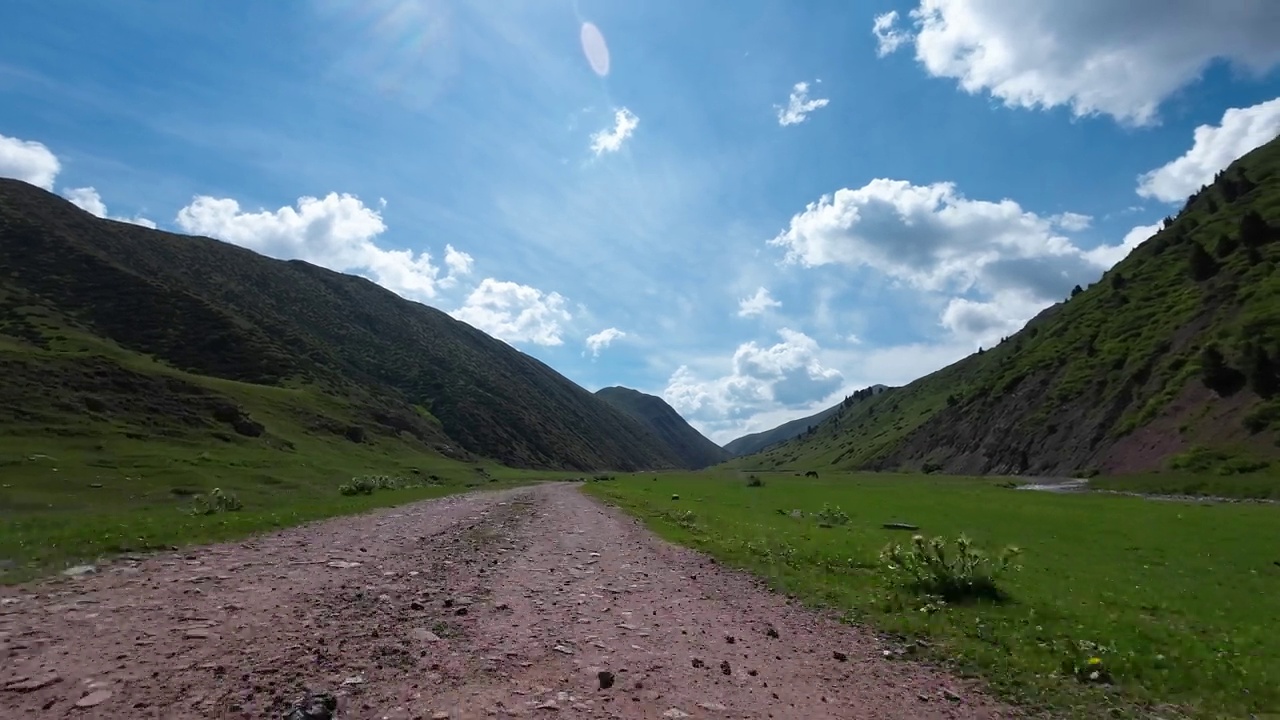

left=3, top=0, right=1280, bottom=443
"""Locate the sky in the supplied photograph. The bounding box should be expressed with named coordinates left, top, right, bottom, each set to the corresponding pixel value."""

left=3, top=0, right=1280, bottom=444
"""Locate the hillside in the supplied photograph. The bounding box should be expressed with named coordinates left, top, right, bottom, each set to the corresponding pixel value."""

left=0, top=179, right=690, bottom=472
left=744, top=136, right=1280, bottom=477
left=594, top=386, right=728, bottom=469
left=722, top=385, right=888, bottom=457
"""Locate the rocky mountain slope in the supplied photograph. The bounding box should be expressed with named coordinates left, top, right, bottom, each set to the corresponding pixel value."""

left=722, top=385, right=888, bottom=458
left=0, top=179, right=692, bottom=471
left=594, top=386, right=728, bottom=469
left=746, top=137, right=1280, bottom=477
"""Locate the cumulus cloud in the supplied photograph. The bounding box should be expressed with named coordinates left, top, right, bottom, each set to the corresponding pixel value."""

left=0, top=133, right=61, bottom=190
left=176, top=192, right=472, bottom=300
left=769, top=179, right=1106, bottom=297
left=451, top=278, right=571, bottom=346
left=776, top=81, right=830, bottom=127
left=1050, top=212, right=1092, bottom=232
left=584, top=327, right=626, bottom=357
left=590, top=108, right=639, bottom=155
left=1085, top=222, right=1161, bottom=268
left=1137, top=97, right=1280, bottom=202
left=769, top=179, right=1147, bottom=344
left=940, top=291, right=1050, bottom=346
left=872, top=11, right=910, bottom=57
left=663, top=328, right=843, bottom=427
left=65, top=186, right=157, bottom=228
left=737, top=287, right=782, bottom=317
left=875, top=1, right=1280, bottom=125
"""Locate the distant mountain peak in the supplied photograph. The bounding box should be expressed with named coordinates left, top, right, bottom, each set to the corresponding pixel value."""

left=595, top=386, right=728, bottom=469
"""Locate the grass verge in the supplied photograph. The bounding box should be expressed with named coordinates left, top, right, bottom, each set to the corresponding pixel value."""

left=0, top=433, right=557, bottom=584
left=1091, top=471, right=1280, bottom=500
left=584, top=471, right=1280, bottom=719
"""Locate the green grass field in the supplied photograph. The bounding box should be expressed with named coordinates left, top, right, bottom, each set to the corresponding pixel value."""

left=1091, top=471, right=1280, bottom=500
left=0, top=429, right=560, bottom=584
left=585, top=471, right=1280, bottom=719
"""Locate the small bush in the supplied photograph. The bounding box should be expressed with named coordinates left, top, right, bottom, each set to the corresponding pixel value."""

left=189, top=487, right=243, bottom=515
left=880, top=534, right=1021, bottom=603
left=814, top=503, right=851, bottom=526
left=746, top=475, right=765, bottom=487
left=338, top=474, right=405, bottom=496
left=1243, top=400, right=1280, bottom=433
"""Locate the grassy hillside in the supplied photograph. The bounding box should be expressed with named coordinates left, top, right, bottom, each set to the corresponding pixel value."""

left=745, top=136, right=1280, bottom=478
left=722, top=385, right=888, bottom=458
left=595, top=386, right=728, bottom=469
left=0, top=179, right=692, bottom=473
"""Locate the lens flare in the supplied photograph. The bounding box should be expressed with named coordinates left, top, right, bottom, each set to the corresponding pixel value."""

left=580, top=21, right=610, bottom=77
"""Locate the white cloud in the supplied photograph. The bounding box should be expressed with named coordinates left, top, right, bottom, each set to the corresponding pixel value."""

left=585, top=327, right=626, bottom=357
left=872, top=11, right=909, bottom=57
left=776, top=81, right=830, bottom=127
left=0, top=133, right=61, bottom=190
left=1085, top=222, right=1161, bottom=268
left=770, top=179, right=1103, bottom=297
left=451, top=278, right=571, bottom=346
left=439, top=244, right=475, bottom=288
left=769, top=178, right=1145, bottom=346
left=666, top=335, right=975, bottom=443
left=940, top=290, right=1049, bottom=346
left=737, top=287, right=782, bottom=317
left=663, top=328, right=843, bottom=428
left=175, top=192, right=472, bottom=300
left=444, top=244, right=474, bottom=276
left=65, top=186, right=157, bottom=228
left=1137, top=97, right=1280, bottom=202
left=590, top=108, right=639, bottom=155
left=876, top=1, right=1280, bottom=125
left=1050, top=212, right=1092, bottom=232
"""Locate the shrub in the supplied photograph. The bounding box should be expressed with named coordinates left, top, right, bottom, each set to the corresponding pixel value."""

left=814, top=503, right=851, bottom=526
left=880, top=534, right=1021, bottom=602
left=1243, top=400, right=1280, bottom=433
left=189, top=487, right=243, bottom=515
left=746, top=475, right=764, bottom=487
left=338, top=474, right=404, bottom=495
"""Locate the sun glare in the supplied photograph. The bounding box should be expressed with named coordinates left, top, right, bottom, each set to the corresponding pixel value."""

left=580, top=21, right=610, bottom=77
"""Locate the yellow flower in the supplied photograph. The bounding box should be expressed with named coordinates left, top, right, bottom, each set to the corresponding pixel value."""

left=1087, top=657, right=1102, bottom=666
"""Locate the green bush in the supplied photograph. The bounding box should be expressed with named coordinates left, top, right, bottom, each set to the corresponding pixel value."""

left=746, top=475, right=765, bottom=487
left=189, top=487, right=243, bottom=515
left=338, top=474, right=406, bottom=496
left=880, top=534, right=1021, bottom=602
left=814, top=503, right=851, bottom=526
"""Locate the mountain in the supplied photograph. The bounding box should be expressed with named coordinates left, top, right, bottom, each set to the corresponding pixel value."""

left=743, top=136, right=1280, bottom=477
left=0, top=179, right=692, bottom=472
left=594, top=386, right=728, bottom=469
left=722, top=385, right=888, bottom=457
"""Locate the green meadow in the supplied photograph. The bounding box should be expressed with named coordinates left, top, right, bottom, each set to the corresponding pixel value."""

left=0, top=431, right=556, bottom=584
left=584, top=471, right=1280, bottom=719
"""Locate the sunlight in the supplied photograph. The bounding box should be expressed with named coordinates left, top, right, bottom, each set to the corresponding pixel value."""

left=580, top=21, right=610, bottom=77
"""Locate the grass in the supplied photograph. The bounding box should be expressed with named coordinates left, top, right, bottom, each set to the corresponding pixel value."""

left=0, top=429, right=554, bottom=583
left=585, top=471, right=1280, bottom=719
left=1091, top=471, right=1280, bottom=500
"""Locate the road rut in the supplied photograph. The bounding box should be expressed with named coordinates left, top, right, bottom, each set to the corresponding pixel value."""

left=1, top=483, right=1015, bottom=719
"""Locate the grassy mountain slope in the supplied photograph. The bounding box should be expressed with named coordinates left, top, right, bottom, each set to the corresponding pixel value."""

left=0, top=179, right=688, bottom=473
left=722, top=385, right=888, bottom=458
left=595, top=386, right=728, bottom=469
left=745, top=136, right=1280, bottom=477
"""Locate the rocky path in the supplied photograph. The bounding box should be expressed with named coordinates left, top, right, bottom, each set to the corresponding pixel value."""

left=0, top=484, right=1016, bottom=719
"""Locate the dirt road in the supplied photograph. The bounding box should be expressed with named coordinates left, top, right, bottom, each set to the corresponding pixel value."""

left=0, top=484, right=1015, bottom=719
